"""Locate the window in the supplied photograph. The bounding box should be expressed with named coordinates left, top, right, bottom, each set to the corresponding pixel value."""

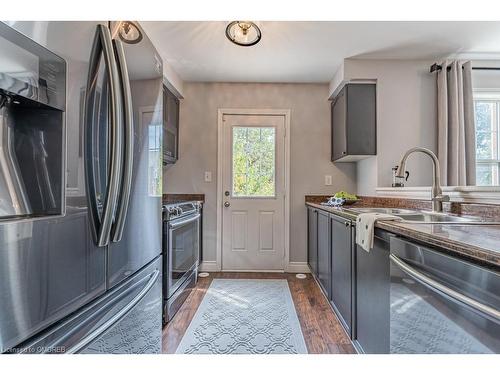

left=474, top=91, right=500, bottom=185
left=232, top=126, right=276, bottom=197
left=148, top=123, right=162, bottom=196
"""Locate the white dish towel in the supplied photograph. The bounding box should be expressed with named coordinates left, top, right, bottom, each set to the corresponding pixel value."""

left=355, top=213, right=402, bottom=252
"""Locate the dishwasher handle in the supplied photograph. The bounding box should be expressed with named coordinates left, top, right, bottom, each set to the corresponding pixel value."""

left=390, top=254, right=500, bottom=323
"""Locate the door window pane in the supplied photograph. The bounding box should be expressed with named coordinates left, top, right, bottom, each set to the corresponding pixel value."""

left=232, top=126, right=276, bottom=197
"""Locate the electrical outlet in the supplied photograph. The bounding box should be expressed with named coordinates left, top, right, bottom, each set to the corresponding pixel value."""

left=325, top=175, right=332, bottom=186
left=204, top=171, right=212, bottom=183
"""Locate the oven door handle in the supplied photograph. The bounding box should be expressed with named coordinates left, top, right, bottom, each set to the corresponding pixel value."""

left=168, top=213, right=201, bottom=230
left=390, top=254, right=500, bottom=322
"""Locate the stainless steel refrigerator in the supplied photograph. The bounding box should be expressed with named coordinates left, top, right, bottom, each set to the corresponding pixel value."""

left=0, top=21, right=164, bottom=353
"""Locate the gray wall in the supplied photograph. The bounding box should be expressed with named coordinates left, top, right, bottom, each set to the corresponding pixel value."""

left=163, top=82, right=356, bottom=264
left=472, top=61, right=500, bottom=89
left=341, top=59, right=437, bottom=194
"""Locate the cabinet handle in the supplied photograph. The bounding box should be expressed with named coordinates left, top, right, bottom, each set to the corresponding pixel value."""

left=344, top=221, right=350, bottom=227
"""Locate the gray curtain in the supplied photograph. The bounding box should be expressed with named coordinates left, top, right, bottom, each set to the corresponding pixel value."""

left=437, top=60, right=476, bottom=186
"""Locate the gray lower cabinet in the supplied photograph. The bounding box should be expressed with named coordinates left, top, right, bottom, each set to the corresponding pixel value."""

left=306, top=205, right=392, bottom=353
left=353, top=229, right=392, bottom=354
left=307, top=207, right=318, bottom=276
left=317, top=210, right=331, bottom=299
left=330, top=214, right=354, bottom=338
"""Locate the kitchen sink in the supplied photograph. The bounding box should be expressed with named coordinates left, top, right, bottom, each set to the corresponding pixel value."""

left=397, top=212, right=483, bottom=223
left=346, top=207, right=484, bottom=224
left=347, top=207, right=419, bottom=215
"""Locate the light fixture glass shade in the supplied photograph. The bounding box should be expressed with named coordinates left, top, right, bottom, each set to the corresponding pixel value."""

left=118, top=21, right=143, bottom=44
left=225, top=21, right=261, bottom=46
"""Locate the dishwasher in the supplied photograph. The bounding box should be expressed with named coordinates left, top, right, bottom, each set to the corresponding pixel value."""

left=389, top=237, right=500, bottom=354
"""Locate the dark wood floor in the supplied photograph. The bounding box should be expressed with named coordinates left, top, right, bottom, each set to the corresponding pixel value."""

left=162, top=272, right=356, bottom=354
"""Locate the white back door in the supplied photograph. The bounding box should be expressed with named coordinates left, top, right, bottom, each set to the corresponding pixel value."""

left=221, top=114, right=286, bottom=271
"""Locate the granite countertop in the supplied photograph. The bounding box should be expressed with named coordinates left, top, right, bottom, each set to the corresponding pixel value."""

left=306, top=202, right=500, bottom=269
left=163, top=193, right=205, bottom=204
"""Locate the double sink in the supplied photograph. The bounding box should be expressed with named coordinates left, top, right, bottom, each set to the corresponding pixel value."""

left=345, top=207, right=484, bottom=224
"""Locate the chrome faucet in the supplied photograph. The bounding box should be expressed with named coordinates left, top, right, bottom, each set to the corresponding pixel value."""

left=396, top=147, right=449, bottom=213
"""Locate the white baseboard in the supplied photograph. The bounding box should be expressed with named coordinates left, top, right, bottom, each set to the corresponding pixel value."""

left=221, top=269, right=285, bottom=273
left=285, top=262, right=311, bottom=273
left=199, top=261, right=219, bottom=272
left=200, top=261, right=311, bottom=273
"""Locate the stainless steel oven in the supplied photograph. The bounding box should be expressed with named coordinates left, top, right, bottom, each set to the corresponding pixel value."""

left=163, top=201, right=201, bottom=324
left=389, top=236, right=500, bottom=354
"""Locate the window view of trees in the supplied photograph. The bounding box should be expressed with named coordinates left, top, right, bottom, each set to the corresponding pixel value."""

left=474, top=98, right=499, bottom=186
left=232, top=126, right=275, bottom=197
left=148, top=123, right=163, bottom=196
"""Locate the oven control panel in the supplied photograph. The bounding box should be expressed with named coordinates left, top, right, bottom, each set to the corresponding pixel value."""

left=163, top=201, right=201, bottom=221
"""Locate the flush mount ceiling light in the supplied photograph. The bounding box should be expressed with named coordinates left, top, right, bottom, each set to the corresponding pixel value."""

left=118, top=21, right=143, bottom=44
left=225, top=21, right=261, bottom=47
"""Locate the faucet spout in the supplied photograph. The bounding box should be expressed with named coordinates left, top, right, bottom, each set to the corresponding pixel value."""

left=395, top=147, right=449, bottom=212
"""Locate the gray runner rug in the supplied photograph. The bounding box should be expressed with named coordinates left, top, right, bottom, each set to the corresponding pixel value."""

left=175, top=279, right=308, bottom=354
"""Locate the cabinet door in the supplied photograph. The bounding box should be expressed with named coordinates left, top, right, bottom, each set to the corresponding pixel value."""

left=330, top=215, right=353, bottom=336
left=346, top=84, right=376, bottom=156
left=307, top=208, right=318, bottom=276
left=163, top=85, right=179, bottom=163
left=355, top=230, right=391, bottom=353
left=317, top=211, right=331, bottom=298
left=331, top=87, right=347, bottom=161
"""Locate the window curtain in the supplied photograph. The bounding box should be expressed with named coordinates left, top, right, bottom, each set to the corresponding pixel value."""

left=437, top=60, right=476, bottom=186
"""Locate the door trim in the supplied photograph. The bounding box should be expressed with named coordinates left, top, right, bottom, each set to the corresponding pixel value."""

left=215, top=108, right=291, bottom=272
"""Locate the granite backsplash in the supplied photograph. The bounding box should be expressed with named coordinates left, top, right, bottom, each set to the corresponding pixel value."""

left=305, top=195, right=500, bottom=221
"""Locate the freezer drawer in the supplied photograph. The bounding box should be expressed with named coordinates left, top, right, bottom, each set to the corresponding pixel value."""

left=12, top=256, right=162, bottom=354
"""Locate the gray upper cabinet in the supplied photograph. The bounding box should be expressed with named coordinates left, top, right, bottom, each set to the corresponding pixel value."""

left=331, top=83, right=377, bottom=162
left=330, top=214, right=354, bottom=338
left=163, top=84, right=180, bottom=164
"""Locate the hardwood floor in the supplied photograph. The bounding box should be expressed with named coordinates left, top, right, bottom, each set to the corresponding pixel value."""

left=162, top=272, right=356, bottom=354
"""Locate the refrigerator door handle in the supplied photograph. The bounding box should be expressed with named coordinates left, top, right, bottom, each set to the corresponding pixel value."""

left=84, top=24, right=124, bottom=247
left=111, top=38, right=134, bottom=243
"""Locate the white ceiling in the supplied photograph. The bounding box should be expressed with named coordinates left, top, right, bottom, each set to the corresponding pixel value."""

left=141, top=21, right=500, bottom=83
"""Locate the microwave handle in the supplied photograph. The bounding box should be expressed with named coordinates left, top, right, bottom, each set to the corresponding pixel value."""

left=84, top=24, right=123, bottom=247
left=110, top=38, right=134, bottom=243
left=390, top=254, right=500, bottom=322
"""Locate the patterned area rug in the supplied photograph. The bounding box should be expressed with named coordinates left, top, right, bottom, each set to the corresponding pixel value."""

left=175, top=279, right=308, bottom=354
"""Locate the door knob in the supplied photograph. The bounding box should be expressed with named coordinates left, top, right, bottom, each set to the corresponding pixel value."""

left=224, top=201, right=230, bottom=208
